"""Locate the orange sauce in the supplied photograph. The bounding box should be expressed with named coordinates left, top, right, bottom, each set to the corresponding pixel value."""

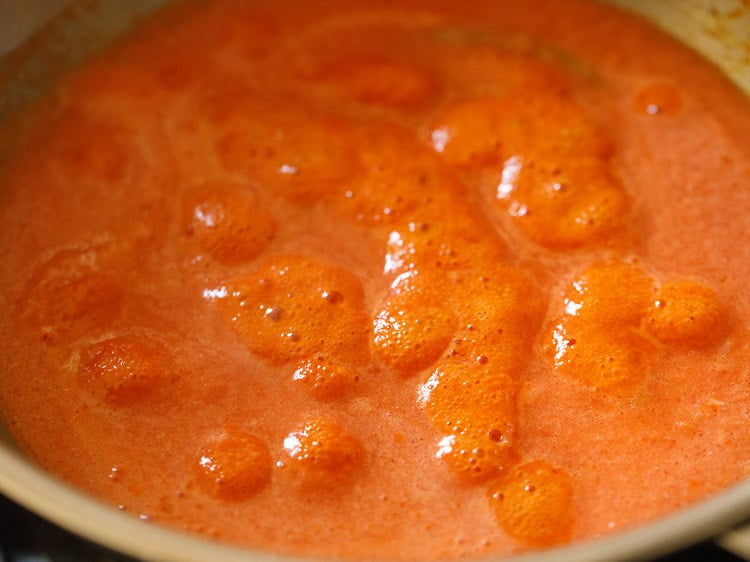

left=1, top=0, right=750, bottom=559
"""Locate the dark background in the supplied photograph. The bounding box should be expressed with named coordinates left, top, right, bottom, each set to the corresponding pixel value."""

left=0, top=494, right=746, bottom=562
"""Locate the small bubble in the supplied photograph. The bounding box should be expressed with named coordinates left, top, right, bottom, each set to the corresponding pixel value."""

left=264, top=305, right=283, bottom=321
left=286, top=331, right=300, bottom=342
left=488, top=429, right=503, bottom=442
left=524, top=484, right=536, bottom=493
left=321, top=290, right=343, bottom=304
left=279, top=163, right=300, bottom=175
left=476, top=355, right=488, bottom=365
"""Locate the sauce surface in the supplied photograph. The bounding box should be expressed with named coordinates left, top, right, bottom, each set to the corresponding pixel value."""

left=1, top=0, right=750, bottom=559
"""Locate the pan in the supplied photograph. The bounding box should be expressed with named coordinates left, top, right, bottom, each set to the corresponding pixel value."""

left=0, top=1, right=749, bottom=560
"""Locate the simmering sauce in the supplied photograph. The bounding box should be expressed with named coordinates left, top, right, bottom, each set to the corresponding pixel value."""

left=1, top=0, right=750, bottom=559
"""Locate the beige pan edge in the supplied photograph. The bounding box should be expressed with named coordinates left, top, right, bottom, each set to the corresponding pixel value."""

left=1, top=0, right=750, bottom=561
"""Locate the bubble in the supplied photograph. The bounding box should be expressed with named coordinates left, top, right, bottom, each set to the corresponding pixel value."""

left=263, top=305, right=284, bottom=321
left=321, top=290, right=344, bottom=304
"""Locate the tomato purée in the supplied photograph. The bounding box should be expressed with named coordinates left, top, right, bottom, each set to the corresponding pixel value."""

left=1, top=0, right=750, bottom=559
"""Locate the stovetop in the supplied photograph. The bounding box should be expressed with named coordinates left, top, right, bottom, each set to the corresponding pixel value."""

left=0, top=494, right=745, bottom=562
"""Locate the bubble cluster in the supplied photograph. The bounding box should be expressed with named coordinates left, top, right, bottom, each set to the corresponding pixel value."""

left=280, top=418, right=365, bottom=489
left=421, top=361, right=519, bottom=483
left=76, top=333, right=173, bottom=405
left=646, top=281, right=725, bottom=345
left=372, top=274, right=457, bottom=375
left=19, top=248, right=123, bottom=346
left=430, top=92, right=628, bottom=249
left=546, top=262, right=726, bottom=390
left=207, top=256, right=370, bottom=365
left=196, top=428, right=272, bottom=501
left=208, top=95, right=360, bottom=203
left=334, top=126, right=459, bottom=226
left=292, top=355, right=360, bottom=401
left=182, top=181, right=276, bottom=264
left=489, top=460, right=575, bottom=547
